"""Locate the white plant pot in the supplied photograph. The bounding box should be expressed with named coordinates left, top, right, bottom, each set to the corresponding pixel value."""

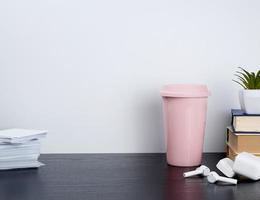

left=239, top=90, right=260, bottom=114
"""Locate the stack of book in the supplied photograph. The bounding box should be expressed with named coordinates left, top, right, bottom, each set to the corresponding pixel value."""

left=0, top=128, right=47, bottom=170
left=226, top=109, right=260, bottom=160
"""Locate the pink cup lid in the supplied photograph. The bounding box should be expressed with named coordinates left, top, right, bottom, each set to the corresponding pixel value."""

left=160, top=84, right=210, bottom=97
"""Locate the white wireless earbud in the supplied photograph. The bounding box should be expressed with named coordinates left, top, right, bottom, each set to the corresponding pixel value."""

left=207, top=171, right=237, bottom=185
left=183, top=165, right=210, bottom=178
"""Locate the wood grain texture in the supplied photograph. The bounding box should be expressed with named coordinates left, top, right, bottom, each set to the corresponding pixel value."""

left=0, top=153, right=258, bottom=200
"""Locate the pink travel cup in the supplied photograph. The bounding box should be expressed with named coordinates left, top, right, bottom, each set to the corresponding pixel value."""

left=161, top=84, right=210, bottom=167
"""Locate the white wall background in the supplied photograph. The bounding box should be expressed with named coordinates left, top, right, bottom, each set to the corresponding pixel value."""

left=0, top=0, right=260, bottom=153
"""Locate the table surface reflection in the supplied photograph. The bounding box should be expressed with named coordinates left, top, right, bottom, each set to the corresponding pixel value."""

left=0, top=153, right=258, bottom=200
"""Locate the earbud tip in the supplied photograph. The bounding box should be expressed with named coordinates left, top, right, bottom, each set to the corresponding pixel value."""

left=207, top=174, right=216, bottom=183
left=203, top=168, right=210, bottom=176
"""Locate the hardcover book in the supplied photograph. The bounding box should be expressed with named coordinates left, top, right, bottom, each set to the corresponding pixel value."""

left=226, top=126, right=260, bottom=153
left=231, top=109, right=260, bottom=132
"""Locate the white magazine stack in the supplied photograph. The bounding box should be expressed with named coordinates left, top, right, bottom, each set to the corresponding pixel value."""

left=0, top=129, right=47, bottom=170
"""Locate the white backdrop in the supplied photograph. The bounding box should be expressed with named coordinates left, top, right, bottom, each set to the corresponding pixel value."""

left=0, top=0, right=260, bottom=153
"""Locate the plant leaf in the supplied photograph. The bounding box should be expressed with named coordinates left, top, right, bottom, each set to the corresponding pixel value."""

left=234, top=74, right=248, bottom=87
left=232, top=79, right=246, bottom=89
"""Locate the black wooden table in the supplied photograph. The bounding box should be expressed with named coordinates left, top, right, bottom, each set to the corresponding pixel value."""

left=0, top=153, right=258, bottom=200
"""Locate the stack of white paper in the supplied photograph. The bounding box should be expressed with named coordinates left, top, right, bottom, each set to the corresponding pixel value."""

left=0, top=129, right=47, bottom=170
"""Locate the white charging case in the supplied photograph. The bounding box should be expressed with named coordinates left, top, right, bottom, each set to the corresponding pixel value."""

left=233, top=152, right=260, bottom=180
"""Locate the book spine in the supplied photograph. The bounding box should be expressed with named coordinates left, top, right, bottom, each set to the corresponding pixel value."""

left=231, top=113, right=235, bottom=131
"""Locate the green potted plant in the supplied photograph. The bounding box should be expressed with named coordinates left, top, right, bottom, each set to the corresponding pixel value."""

left=233, top=67, right=260, bottom=114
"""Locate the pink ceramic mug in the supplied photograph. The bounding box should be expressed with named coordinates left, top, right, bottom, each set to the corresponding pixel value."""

left=161, top=84, right=210, bottom=167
